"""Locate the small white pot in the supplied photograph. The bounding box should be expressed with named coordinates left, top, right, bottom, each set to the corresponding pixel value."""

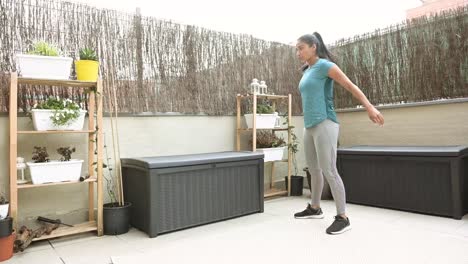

left=27, top=159, right=84, bottom=184
left=31, top=109, right=86, bottom=131
left=0, top=203, right=9, bottom=219
left=256, top=146, right=287, bottom=162
left=244, top=113, right=281, bottom=129
left=16, top=54, right=73, bottom=80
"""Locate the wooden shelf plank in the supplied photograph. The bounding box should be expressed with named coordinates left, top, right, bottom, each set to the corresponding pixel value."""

left=18, top=77, right=97, bottom=88
left=264, top=188, right=288, bottom=198
left=237, top=93, right=289, bottom=100
left=237, top=128, right=290, bottom=131
left=32, top=221, right=97, bottom=241
left=265, top=159, right=288, bottom=163
left=18, top=178, right=97, bottom=189
left=18, top=130, right=95, bottom=134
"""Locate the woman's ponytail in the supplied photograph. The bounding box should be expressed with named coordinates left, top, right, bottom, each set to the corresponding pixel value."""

left=312, top=32, right=335, bottom=63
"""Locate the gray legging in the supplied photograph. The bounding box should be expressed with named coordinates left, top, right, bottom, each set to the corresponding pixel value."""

left=303, top=119, right=346, bottom=215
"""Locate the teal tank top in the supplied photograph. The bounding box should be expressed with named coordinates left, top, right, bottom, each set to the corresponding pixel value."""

left=298, top=58, right=338, bottom=128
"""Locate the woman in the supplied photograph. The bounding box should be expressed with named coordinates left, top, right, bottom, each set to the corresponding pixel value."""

left=293, top=32, right=384, bottom=235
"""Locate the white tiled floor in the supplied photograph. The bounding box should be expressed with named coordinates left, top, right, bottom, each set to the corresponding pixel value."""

left=5, top=192, right=468, bottom=264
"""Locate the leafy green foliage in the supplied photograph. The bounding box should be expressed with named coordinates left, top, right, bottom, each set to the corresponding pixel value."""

left=256, top=103, right=274, bottom=114
left=283, top=114, right=300, bottom=175
left=0, top=190, right=7, bottom=204
left=32, top=146, right=50, bottom=163
left=33, top=97, right=81, bottom=127
left=251, top=131, right=286, bottom=148
left=27, top=41, right=59, bottom=56
left=57, top=146, right=76, bottom=161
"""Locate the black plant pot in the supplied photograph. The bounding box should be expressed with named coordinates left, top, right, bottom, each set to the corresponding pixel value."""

left=0, top=217, right=13, bottom=238
left=103, top=202, right=132, bottom=235
left=284, top=175, right=304, bottom=196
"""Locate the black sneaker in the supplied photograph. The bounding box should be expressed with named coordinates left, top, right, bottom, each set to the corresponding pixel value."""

left=326, top=215, right=351, bottom=235
left=294, top=203, right=324, bottom=219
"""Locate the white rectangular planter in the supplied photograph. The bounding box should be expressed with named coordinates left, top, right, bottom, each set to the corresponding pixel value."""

left=16, top=54, right=73, bottom=80
left=244, top=113, right=280, bottom=129
left=0, top=203, right=9, bottom=219
left=256, top=146, right=287, bottom=162
left=31, top=109, right=86, bottom=131
left=27, top=160, right=84, bottom=184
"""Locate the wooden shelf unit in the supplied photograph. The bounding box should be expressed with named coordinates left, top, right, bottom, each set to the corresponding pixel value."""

left=9, top=72, right=104, bottom=238
left=236, top=92, right=292, bottom=198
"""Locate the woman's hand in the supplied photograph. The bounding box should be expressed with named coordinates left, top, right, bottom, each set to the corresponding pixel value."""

left=366, top=106, right=384, bottom=126
left=328, top=65, right=385, bottom=127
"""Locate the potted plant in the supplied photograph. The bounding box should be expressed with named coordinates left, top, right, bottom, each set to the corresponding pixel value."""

left=27, top=146, right=84, bottom=184
left=0, top=226, right=14, bottom=262
left=101, top=133, right=131, bottom=235
left=98, top=82, right=131, bottom=235
left=284, top=126, right=305, bottom=196
left=30, top=97, right=86, bottom=131
left=103, top=160, right=131, bottom=234
left=0, top=190, right=14, bottom=262
left=16, top=41, right=73, bottom=79
left=244, top=101, right=281, bottom=129
left=250, top=131, right=287, bottom=162
left=75, top=48, right=99, bottom=81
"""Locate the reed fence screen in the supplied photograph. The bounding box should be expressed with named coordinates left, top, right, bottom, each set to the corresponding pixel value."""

left=0, top=0, right=466, bottom=114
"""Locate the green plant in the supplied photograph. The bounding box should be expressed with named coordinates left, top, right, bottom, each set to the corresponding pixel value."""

left=289, top=129, right=300, bottom=176
left=90, top=132, right=120, bottom=206
left=79, top=48, right=98, bottom=61
left=283, top=114, right=300, bottom=176
left=244, top=98, right=275, bottom=114
left=0, top=190, right=7, bottom=204
left=32, top=146, right=50, bottom=163
left=27, top=41, right=59, bottom=56
left=101, top=134, right=119, bottom=205
left=89, top=132, right=116, bottom=203
left=57, top=146, right=76, bottom=161
left=251, top=131, right=286, bottom=148
left=33, top=97, right=81, bottom=127
left=256, top=103, right=274, bottom=114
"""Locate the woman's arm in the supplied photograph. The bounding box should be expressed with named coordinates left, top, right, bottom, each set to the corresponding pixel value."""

left=328, top=65, right=384, bottom=126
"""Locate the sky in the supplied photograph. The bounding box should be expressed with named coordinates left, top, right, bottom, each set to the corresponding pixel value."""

left=70, top=0, right=422, bottom=45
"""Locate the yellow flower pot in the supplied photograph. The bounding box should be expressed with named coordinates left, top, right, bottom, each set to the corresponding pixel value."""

left=75, top=60, right=99, bottom=81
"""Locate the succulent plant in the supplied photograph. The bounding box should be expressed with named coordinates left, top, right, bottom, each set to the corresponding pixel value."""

left=79, top=48, right=98, bottom=61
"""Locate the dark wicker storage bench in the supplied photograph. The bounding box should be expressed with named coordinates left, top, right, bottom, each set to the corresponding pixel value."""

left=337, top=146, right=468, bottom=219
left=121, top=151, right=264, bottom=237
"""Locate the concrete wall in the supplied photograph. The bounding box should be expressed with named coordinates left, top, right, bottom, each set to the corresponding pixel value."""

left=337, top=100, right=468, bottom=146
left=0, top=100, right=467, bottom=224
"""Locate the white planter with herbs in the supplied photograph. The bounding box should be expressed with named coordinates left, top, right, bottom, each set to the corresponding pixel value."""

left=31, top=109, right=86, bottom=131
left=27, top=160, right=84, bottom=184
left=16, top=54, right=72, bottom=80
left=244, top=113, right=280, bottom=129
left=256, top=146, right=287, bottom=162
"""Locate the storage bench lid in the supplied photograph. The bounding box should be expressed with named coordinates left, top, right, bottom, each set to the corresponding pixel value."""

left=121, top=151, right=264, bottom=169
left=337, top=145, right=468, bottom=157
